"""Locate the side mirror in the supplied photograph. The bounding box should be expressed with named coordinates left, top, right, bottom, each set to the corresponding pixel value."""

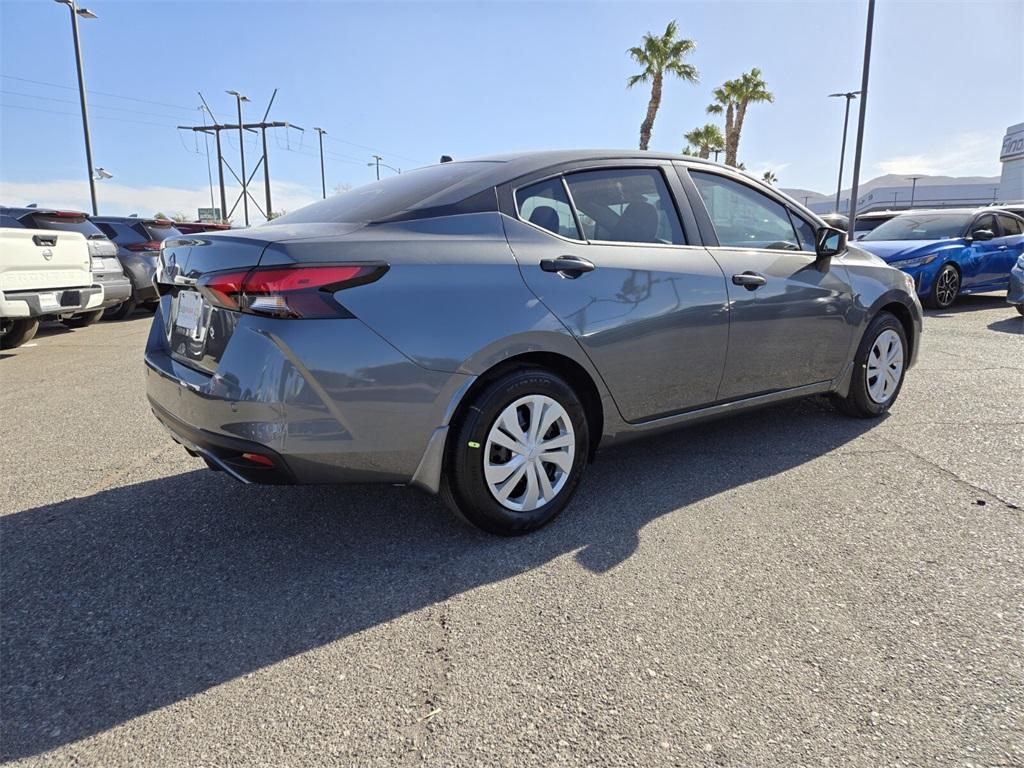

left=815, top=225, right=847, bottom=264
left=970, top=228, right=995, bottom=242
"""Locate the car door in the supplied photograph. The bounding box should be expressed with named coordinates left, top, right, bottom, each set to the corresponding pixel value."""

left=501, top=162, right=730, bottom=423
left=679, top=166, right=856, bottom=400
left=989, top=214, right=1024, bottom=285
left=961, top=213, right=1005, bottom=288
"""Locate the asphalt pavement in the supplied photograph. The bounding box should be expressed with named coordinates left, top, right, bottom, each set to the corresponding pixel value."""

left=1, top=296, right=1021, bottom=767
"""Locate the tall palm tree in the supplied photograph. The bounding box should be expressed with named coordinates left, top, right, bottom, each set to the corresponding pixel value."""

left=683, top=123, right=724, bottom=159
left=762, top=170, right=778, bottom=185
left=706, top=68, right=774, bottom=167
left=627, top=21, right=699, bottom=151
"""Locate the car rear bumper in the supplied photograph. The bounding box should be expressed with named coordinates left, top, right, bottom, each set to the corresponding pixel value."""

left=144, top=297, right=470, bottom=488
left=94, top=272, right=132, bottom=308
left=0, top=285, right=104, bottom=318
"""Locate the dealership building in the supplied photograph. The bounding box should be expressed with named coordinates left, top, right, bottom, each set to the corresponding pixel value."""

left=809, top=122, right=1024, bottom=215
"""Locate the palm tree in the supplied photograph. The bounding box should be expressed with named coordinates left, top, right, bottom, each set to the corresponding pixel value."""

left=627, top=21, right=699, bottom=151
left=762, top=170, right=778, bottom=185
left=706, top=68, right=774, bottom=167
left=683, top=123, right=724, bottom=159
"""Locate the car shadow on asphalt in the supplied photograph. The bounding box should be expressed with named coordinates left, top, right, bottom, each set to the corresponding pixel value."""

left=924, top=293, right=1009, bottom=317
left=987, top=316, right=1023, bottom=334
left=1, top=398, right=879, bottom=760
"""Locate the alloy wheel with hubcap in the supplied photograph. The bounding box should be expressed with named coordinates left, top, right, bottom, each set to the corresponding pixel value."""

left=865, top=328, right=904, bottom=404
left=930, top=265, right=960, bottom=309
left=483, top=394, right=575, bottom=512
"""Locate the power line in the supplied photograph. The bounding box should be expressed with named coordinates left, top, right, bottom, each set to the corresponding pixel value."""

left=322, top=132, right=425, bottom=165
left=0, top=74, right=196, bottom=112
left=0, top=102, right=173, bottom=129
left=0, top=89, right=190, bottom=122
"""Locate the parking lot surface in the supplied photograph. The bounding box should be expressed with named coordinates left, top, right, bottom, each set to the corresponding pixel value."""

left=1, top=298, right=1021, bottom=767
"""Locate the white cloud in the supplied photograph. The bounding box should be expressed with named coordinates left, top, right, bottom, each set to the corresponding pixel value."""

left=0, top=179, right=319, bottom=222
left=874, top=130, right=1003, bottom=177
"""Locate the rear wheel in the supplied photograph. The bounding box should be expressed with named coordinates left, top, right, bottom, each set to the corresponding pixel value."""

left=62, top=309, right=104, bottom=328
left=0, top=318, right=39, bottom=349
left=1016, top=304, right=1024, bottom=317
left=832, top=312, right=908, bottom=418
left=103, top=295, right=137, bottom=321
left=441, top=367, right=589, bottom=535
left=926, top=264, right=960, bottom=309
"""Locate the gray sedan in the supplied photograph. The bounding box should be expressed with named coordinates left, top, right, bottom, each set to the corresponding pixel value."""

left=147, top=151, right=922, bottom=535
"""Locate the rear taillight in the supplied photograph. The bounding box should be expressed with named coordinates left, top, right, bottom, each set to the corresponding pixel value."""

left=126, top=241, right=162, bottom=252
left=196, top=264, right=387, bottom=318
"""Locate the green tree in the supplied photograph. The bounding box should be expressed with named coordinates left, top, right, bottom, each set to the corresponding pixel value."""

left=683, top=123, right=724, bottom=159
left=706, top=68, right=773, bottom=167
left=627, top=21, right=699, bottom=151
left=762, top=170, right=778, bottom=185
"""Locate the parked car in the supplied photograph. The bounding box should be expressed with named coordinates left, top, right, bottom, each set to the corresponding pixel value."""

left=853, top=210, right=900, bottom=240
left=172, top=221, right=232, bottom=234
left=0, top=219, right=104, bottom=348
left=1008, top=252, right=1024, bottom=316
left=146, top=150, right=922, bottom=535
left=857, top=208, right=1024, bottom=309
left=92, top=216, right=184, bottom=319
left=1, top=207, right=131, bottom=325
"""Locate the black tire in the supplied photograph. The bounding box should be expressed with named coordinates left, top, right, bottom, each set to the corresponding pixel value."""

left=441, top=367, right=590, bottom=535
left=142, top=301, right=159, bottom=313
left=103, top=295, right=137, bottom=321
left=832, top=312, right=908, bottom=418
left=62, top=309, right=104, bottom=328
left=0, top=318, right=39, bottom=349
left=925, top=263, right=960, bottom=309
left=1016, top=304, right=1024, bottom=317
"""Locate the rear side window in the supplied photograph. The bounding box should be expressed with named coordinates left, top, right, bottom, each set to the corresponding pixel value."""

left=139, top=222, right=183, bottom=241
left=691, top=171, right=799, bottom=250
left=997, top=214, right=1023, bottom=236
left=97, top=221, right=145, bottom=243
left=516, top=178, right=581, bottom=239
left=564, top=168, right=685, bottom=245
left=0, top=213, right=24, bottom=228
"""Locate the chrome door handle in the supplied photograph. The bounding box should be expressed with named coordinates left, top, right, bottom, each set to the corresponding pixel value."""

left=540, top=255, right=596, bottom=278
left=732, top=272, right=767, bottom=290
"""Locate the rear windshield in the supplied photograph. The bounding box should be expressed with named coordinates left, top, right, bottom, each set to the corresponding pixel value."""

left=862, top=213, right=972, bottom=241
left=274, top=162, right=498, bottom=224
left=25, top=214, right=108, bottom=240
left=143, top=222, right=183, bottom=241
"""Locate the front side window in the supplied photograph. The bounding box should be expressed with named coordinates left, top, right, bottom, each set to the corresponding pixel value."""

left=564, top=168, right=685, bottom=245
left=972, top=214, right=997, bottom=237
left=997, top=214, right=1023, bottom=236
left=690, top=171, right=799, bottom=250
left=516, top=178, right=581, bottom=239
left=862, top=212, right=972, bottom=241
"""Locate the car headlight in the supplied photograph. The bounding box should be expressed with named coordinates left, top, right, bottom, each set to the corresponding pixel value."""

left=890, top=253, right=939, bottom=268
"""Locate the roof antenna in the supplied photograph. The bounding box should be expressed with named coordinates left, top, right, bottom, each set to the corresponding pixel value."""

left=440, top=155, right=453, bottom=163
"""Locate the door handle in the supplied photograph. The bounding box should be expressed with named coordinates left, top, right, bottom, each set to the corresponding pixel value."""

left=32, top=234, right=57, bottom=247
left=997, top=245, right=1009, bottom=250
left=732, top=271, right=767, bottom=290
left=540, top=255, right=596, bottom=278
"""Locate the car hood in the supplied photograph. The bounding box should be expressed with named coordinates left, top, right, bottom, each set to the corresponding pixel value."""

left=856, top=239, right=964, bottom=263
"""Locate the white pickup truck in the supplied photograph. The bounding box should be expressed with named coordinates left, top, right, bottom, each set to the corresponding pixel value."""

left=0, top=225, right=105, bottom=349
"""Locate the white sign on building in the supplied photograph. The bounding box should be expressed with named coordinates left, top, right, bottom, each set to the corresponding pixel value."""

left=999, top=122, right=1024, bottom=201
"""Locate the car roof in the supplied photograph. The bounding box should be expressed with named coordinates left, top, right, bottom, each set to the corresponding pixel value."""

left=0, top=206, right=89, bottom=218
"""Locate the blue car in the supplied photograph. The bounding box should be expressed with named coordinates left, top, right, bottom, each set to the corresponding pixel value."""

left=1009, top=252, right=1024, bottom=316
left=858, top=208, right=1024, bottom=309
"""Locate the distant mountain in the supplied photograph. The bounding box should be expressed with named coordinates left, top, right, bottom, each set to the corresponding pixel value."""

left=783, top=173, right=1001, bottom=204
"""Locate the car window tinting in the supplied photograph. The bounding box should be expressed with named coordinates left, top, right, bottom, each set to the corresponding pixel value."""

left=862, top=212, right=972, bottom=241
left=789, top=212, right=817, bottom=252
left=144, top=223, right=183, bottom=241
left=516, top=178, right=581, bottom=239
left=273, top=161, right=498, bottom=224
left=972, top=214, right=997, bottom=237
left=691, top=171, right=799, bottom=250
left=997, top=214, right=1023, bottom=236
left=564, top=168, right=685, bottom=245
left=25, top=214, right=107, bottom=239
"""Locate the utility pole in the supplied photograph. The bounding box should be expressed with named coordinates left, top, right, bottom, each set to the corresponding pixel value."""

left=227, top=90, right=250, bottom=225
left=314, top=128, right=327, bottom=198
left=199, top=105, right=215, bottom=209
left=55, top=0, right=98, bottom=215
left=906, top=175, right=923, bottom=208
left=829, top=90, right=860, bottom=212
left=180, top=91, right=301, bottom=224
left=711, top=148, right=722, bottom=163
left=846, top=0, right=875, bottom=239
left=371, top=154, right=383, bottom=181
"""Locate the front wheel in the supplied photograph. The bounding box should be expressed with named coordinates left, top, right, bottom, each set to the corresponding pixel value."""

left=926, top=264, right=960, bottom=309
left=832, top=312, right=908, bottom=418
left=62, top=309, right=104, bottom=328
left=441, top=368, right=590, bottom=535
left=0, top=318, right=39, bottom=349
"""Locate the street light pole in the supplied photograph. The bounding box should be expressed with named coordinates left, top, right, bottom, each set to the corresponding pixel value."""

left=55, top=0, right=98, bottom=215
left=906, top=175, right=923, bottom=208
left=227, top=90, right=250, bottom=225
left=846, top=0, right=876, bottom=239
left=371, top=154, right=383, bottom=181
left=313, top=128, right=327, bottom=198
left=828, top=90, right=860, bottom=213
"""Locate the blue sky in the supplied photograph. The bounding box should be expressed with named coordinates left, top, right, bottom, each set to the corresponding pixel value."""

left=1, top=0, right=1021, bottom=219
